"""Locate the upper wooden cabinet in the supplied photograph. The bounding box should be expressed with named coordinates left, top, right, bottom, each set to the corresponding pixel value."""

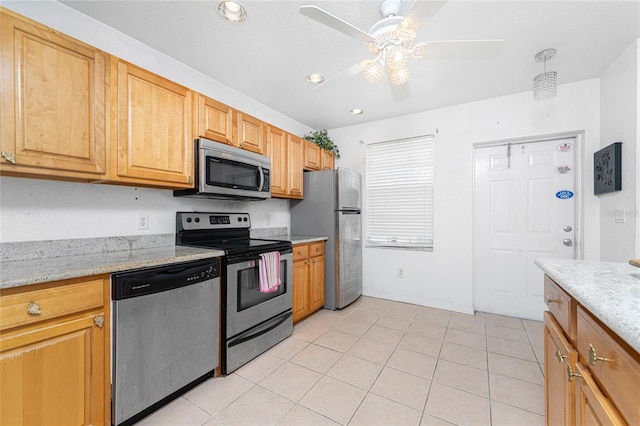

left=0, top=9, right=107, bottom=180
left=265, top=125, right=287, bottom=196
left=265, top=126, right=303, bottom=199
left=321, top=149, right=335, bottom=170
left=287, top=134, right=303, bottom=198
left=236, top=112, right=265, bottom=154
left=303, top=140, right=321, bottom=171
left=111, top=58, right=193, bottom=187
left=194, top=94, right=234, bottom=145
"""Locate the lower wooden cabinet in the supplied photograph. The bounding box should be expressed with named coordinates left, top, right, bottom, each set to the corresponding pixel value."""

left=543, top=274, right=639, bottom=426
left=0, top=276, right=110, bottom=426
left=292, top=241, right=325, bottom=323
left=544, top=311, right=577, bottom=426
left=573, top=363, right=625, bottom=425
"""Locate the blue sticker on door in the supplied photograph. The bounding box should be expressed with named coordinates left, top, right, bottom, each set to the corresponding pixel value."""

left=556, top=190, right=574, bottom=199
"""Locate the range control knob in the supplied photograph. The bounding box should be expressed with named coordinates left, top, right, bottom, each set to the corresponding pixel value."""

left=237, top=217, right=242, bottom=222
left=195, top=217, right=200, bottom=223
left=186, top=217, right=192, bottom=223
left=243, top=217, right=248, bottom=222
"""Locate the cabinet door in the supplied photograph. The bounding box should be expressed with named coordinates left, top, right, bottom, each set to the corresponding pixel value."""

left=574, top=363, right=625, bottom=425
left=195, top=94, right=234, bottom=145
left=0, top=10, right=107, bottom=179
left=309, top=255, right=325, bottom=312
left=321, top=149, right=335, bottom=170
left=292, top=259, right=309, bottom=323
left=288, top=134, right=303, bottom=198
left=113, top=59, right=193, bottom=187
left=304, top=140, right=321, bottom=171
left=544, top=311, right=577, bottom=426
left=236, top=113, right=265, bottom=154
left=265, top=126, right=287, bottom=196
left=1, top=313, right=106, bottom=426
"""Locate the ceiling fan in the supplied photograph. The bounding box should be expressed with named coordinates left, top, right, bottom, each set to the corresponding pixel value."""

left=300, top=0, right=505, bottom=87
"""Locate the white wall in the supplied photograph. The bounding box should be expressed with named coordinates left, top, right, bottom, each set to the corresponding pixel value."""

left=0, top=177, right=289, bottom=242
left=0, top=1, right=310, bottom=243
left=599, top=40, right=639, bottom=261
left=332, top=79, right=601, bottom=314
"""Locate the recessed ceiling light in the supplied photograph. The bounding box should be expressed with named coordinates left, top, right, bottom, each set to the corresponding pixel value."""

left=350, top=108, right=364, bottom=115
left=306, top=73, right=325, bottom=84
left=218, top=1, right=247, bottom=23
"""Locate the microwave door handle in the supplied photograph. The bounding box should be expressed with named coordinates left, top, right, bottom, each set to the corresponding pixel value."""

left=258, top=167, right=264, bottom=191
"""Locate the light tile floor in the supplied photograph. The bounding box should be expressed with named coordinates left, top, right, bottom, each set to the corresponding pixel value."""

left=137, top=296, right=545, bottom=426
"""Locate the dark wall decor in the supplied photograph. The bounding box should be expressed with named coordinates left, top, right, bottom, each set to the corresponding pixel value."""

left=594, top=142, right=622, bottom=194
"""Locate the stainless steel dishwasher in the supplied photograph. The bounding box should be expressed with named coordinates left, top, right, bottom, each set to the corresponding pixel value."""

left=111, top=257, right=220, bottom=426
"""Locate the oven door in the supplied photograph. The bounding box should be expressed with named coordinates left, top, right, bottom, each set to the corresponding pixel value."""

left=226, top=251, right=292, bottom=338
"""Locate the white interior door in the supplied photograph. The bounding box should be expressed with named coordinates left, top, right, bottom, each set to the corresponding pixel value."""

left=473, top=138, right=576, bottom=320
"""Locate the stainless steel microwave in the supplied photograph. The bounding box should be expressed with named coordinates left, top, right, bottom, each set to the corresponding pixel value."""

left=174, top=138, right=271, bottom=201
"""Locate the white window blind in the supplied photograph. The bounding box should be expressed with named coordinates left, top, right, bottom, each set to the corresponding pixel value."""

left=365, top=135, right=434, bottom=250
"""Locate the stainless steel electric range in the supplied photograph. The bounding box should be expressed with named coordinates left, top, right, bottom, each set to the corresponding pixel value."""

left=176, top=212, right=293, bottom=374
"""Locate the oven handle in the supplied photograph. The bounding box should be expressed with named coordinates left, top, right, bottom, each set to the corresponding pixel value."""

left=227, top=310, right=292, bottom=348
left=227, top=250, right=292, bottom=265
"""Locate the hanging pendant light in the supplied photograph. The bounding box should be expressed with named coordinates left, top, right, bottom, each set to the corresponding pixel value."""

left=533, top=48, right=557, bottom=101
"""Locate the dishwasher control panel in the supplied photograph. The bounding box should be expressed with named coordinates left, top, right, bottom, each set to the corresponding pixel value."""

left=112, top=257, right=220, bottom=300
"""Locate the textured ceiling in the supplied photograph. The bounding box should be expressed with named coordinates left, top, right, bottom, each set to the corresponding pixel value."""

left=61, top=0, right=640, bottom=130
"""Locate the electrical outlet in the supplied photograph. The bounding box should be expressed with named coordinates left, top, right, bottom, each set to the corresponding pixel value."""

left=397, top=268, right=404, bottom=278
left=137, top=214, right=149, bottom=230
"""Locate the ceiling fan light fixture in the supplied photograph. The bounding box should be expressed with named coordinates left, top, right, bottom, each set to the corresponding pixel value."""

left=532, top=48, right=557, bottom=101
left=385, top=45, right=408, bottom=69
left=389, top=64, right=410, bottom=86
left=217, top=1, right=247, bottom=23
left=364, top=60, right=384, bottom=83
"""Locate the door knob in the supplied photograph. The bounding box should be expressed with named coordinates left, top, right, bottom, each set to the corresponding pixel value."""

left=563, top=239, right=573, bottom=247
left=563, top=225, right=572, bottom=232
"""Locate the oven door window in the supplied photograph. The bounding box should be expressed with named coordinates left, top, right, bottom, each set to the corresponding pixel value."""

left=206, top=157, right=261, bottom=190
left=237, top=258, right=287, bottom=311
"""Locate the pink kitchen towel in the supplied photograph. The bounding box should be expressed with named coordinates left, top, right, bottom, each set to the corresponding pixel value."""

left=259, top=251, right=281, bottom=293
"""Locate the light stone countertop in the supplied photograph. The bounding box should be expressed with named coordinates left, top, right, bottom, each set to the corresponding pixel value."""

left=0, top=235, right=224, bottom=290
left=267, top=235, right=328, bottom=245
left=535, top=258, right=640, bottom=354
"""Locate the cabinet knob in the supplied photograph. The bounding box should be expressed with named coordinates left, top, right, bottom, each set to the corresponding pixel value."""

left=94, top=315, right=105, bottom=328
left=566, top=364, right=581, bottom=383
left=555, top=349, right=568, bottom=363
left=588, top=344, right=611, bottom=366
left=1, top=151, right=16, bottom=164
left=545, top=294, right=560, bottom=304
left=27, top=301, right=41, bottom=316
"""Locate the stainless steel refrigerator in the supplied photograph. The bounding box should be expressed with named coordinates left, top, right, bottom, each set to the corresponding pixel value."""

left=291, top=168, right=362, bottom=310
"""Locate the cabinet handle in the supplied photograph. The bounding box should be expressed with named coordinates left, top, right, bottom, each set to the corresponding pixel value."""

left=566, top=364, right=581, bottom=382
left=545, top=294, right=560, bottom=304
left=27, top=301, right=41, bottom=316
left=1, top=151, right=16, bottom=164
left=94, top=316, right=105, bottom=328
left=305, top=261, right=309, bottom=266
left=555, top=349, right=568, bottom=363
left=588, top=344, right=611, bottom=366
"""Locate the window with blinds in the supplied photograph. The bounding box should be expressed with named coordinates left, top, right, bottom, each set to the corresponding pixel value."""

left=365, top=135, right=434, bottom=250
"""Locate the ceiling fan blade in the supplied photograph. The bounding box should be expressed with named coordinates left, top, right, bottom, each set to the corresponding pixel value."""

left=399, top=1, right=447, bottom=38
left=300, top=5, right=375, bottom=44
left=420, top=39, right=505, bottom=60
left=311, top=62, right=364, bottom=92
